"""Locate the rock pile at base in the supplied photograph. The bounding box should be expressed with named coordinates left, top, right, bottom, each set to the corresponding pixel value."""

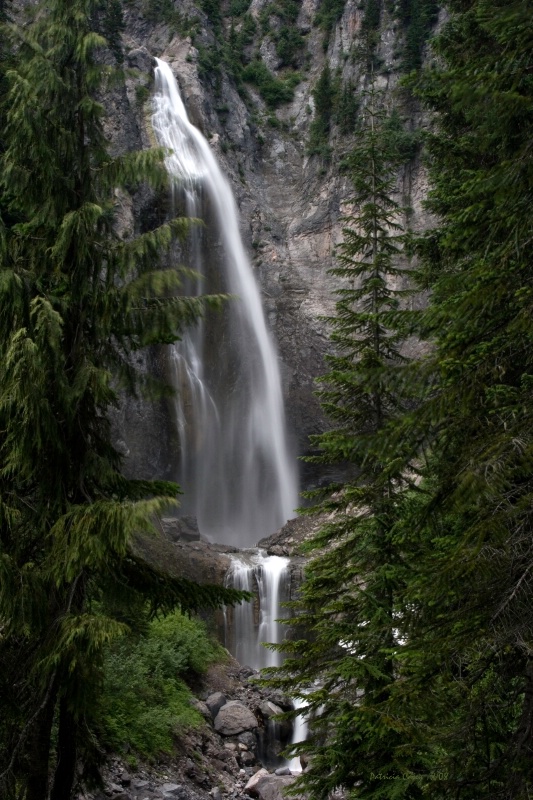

left=78, top=658, right=302, bottom=800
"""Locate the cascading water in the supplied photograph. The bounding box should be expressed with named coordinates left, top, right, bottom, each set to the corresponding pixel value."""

left=151, top=58, right=298, bottom=549
left=225, top=552, right=290, bottom=670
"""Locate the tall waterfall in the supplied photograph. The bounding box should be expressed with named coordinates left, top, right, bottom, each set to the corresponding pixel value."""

left=151, top=59, right=298, bottom=548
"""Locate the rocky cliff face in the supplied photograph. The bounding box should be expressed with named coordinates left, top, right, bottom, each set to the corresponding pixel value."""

left=108, top=0, right=438, bottom=490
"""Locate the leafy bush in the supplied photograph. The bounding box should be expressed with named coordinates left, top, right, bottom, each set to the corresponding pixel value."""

left=97, top=611, right=223, bottom=759
left=259, top=0, right=306, bottom=67
left=242, top=60, right=295, bottom=108
left=200, top=0, right=223, bottom=33
left=276, top=26, right=306, bottom=68
left=383, top=107, right=422, bottom=163
left=228, top=0, right=251, bottom=15
left=314, top=0, right=346, bottom=38
left=308, top=64, right=332, bottom=154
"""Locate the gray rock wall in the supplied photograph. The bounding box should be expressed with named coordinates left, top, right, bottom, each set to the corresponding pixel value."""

left=106, top=0, right=439, bottom=488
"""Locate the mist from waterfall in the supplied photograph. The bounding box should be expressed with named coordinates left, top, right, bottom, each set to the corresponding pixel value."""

left=151, top=58, right=298, bottom=548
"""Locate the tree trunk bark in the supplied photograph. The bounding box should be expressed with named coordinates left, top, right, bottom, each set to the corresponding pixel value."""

left=25, top=691, right=56, bottom=800
left=50, top=697, right=78, bottom=800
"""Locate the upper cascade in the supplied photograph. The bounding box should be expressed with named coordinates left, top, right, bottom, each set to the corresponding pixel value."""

left=151, top=58, right=299, bottom=547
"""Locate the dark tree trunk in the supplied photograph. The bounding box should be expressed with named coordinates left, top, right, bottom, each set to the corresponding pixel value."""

left=25, top=691, right=56, bottom=800
left=50, top=697, right=78, bottom=800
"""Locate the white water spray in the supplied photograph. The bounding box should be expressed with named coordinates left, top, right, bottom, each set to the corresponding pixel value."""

left=287, top=694, right=310, bottom=773
left=225, top=552, right=290, bottom=670
left=151, top=59, right=298, bottom=548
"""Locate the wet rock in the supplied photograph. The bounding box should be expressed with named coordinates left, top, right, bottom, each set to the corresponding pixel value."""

left=265, top=690, right=294, bottom=712
left=160, top=784, right=186, bottom=798
left=238, top=666, right=258, bottom=681
left=274, top=767, right=291, bottom=776
left=126, top=46, right=153, bottom=72
left=214, top=701, right=259, bottom=735
left=240, top=751, right=257, bottom=767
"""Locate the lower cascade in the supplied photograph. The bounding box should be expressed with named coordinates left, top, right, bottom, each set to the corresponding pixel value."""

left=224, top=552, right=290, bottom=671
left=224, top=553, right=309, bottom=771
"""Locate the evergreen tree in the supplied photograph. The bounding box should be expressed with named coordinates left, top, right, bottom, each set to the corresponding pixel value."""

left=0, top=1, right=246, bottom=798
left=267, top=87, right=423, bottom=799
left=383, top=0, right=533, bottom=795
left=308, top=63, right=333, bottom=156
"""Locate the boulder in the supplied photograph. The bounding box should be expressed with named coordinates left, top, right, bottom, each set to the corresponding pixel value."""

left=161, top=516, right=202, bottom=543
left=160, top=784, right=188, bottom=799
left=240, top=751, right=257, bottom=767
left=205, top=691, right=227, bottom=719
left=253, top=775, right=295, bottom=800
left=244, top=768, right=270, bottom=796
left=214, top=701, right=258, bottom=736
left=126, top=46, right=153, bottom=73
left=259, top=701, right=283, bottom=720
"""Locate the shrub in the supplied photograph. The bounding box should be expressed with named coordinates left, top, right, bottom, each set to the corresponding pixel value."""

left=242, top=60, right=294, bottom=108
left=97, top=610, right=223, bottom=758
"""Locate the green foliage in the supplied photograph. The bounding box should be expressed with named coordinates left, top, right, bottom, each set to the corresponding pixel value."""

left=200, top=0, right=223, bottom=34
left=259, top=0, right=306, bottom=67
left=142, top=0, right=178, bottom=24
left=140, top=0, right=200, bottom=36
left=228, top=0, right=251, bottom=15
left=242, top=59, right=295, bottom=108
left=334, top=79, right=360, bottom=135
left=378, top=0, right=533, bottom=795
left=315, top=0, right=347, bottom=41
left=98, top=611, right=221, bottom=758
left=382, top=106, right=421, bottom=162
left=308, top=64, right=333, bottom=155
left=0, top=1, right=248, bottom=797
left=135, top=84, right=151, bottom=106
left=395, top=0, right=439, bottom=71
left=98, top=0, right=125, bottom=63
left=276, top=25, right=306, bottom=68
left=362, top=0, right=381, bottom=38
left=266, top=85, right=419, bottom=799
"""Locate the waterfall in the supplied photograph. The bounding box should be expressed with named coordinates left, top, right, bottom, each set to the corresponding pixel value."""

left=225, top=552, right=290, bottom=671
left=151, top=60, right=307, bottom=766
left=151, top=58, right=298, bottom=548
left=287, top=695, right=310, bottom=773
